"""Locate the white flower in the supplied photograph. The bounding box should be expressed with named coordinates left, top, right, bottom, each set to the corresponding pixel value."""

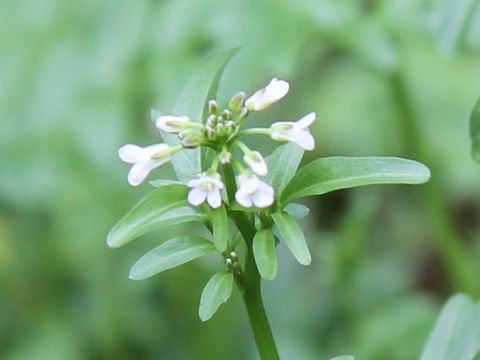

left=245, top=77, right=289, bottom=111
left=187, top=172, right=224, bottom=209
left=155, top=115, right=193, bottom=134
left=270, top=112, right=316, bottom=151
left=118, top=143, right=172, bottom=186
left=243, top=151, right=268, bottom=176
left=235, top=173, right=274, bottom=208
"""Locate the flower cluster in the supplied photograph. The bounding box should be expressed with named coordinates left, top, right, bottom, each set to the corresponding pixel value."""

left=118, top=77, right=316, bottom=209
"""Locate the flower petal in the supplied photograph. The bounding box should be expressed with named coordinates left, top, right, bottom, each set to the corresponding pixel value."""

left=118, top=144, right=150, bottom=163
left=245, top=78, right=289, bottom=111
left=188, top=187, right=207, bottom=206
left=294, top=112, right=316, bottom=130
left=243, top=151, right=268, bottom=176
left=235, top=189, right=253, bottom=207
left=288, top=130, right=315, bottom=150
left=252, top=190, right=274, bottom=208
left=207, top=189, right=222, bottom=208
left=127, top=160, right=159, bottom=186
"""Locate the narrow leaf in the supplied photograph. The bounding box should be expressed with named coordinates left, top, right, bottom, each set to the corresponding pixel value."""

left=253, top=229, right=277, bottom=280
left=107, top=184, right=189, bottom=248
left=158, top=48, right=239, bottom=181
left=433, top=0, right=480, bottom=54
left=272, top=212, right=311, bottom=266
left=129, top=236, right=216, bottom=280
left=330, top=356, right=354, bottom=360
left=284, top=203, right=310, bottom=220
left=420, top=294, right=480, bottom=360
left=470, top=96, right=480, bottom=163
left=265, top=143, right=304, bottom=194
left=211, top=205, right=228, bottom=251
left=199, top=272, right=234, bottom=321
left=281, top=157, right=431, bottom=204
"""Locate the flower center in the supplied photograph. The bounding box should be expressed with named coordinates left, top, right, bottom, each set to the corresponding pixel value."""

left=201, top=181, right=216, bottom=191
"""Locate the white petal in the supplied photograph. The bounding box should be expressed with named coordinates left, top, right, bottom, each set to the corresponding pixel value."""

left=118, top=144, right=150, bottom=163
left=264, top=78, right=289, bottom=103
left=245, top=90, right=265, bottom=111
left=294, top=112, right=316, bottom=130
left=244, top=151, right=268, bottom=176
left=187, top=178, right=204, bottom=188
left=288, top=130, right=315, bottom=151
left=188, top=187, right=207, bottom=206
left=127, top=161, right=158, bottom=186
left=144, top=143, right=170, bottom=157
left=239, top=175, right=260, bottom=194
left=252, top=189, right=274, bottom=208
left=206, top=176, right=224, bottom=190
left=207, top=189, right=222, bottom=208
left=235, top=190, right=253, bottom=207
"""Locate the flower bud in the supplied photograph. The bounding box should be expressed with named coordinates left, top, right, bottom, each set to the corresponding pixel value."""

left=156, top=115, right=193, bottom=134
left=179, top=129, right=203, bottom=148
left=208, top=100, right=218, bottom=114
left=236, top=107, right=249, bottom=123
left=222, top=109, right=232, bottom=120
left=228, top=91, right=246, bottom=112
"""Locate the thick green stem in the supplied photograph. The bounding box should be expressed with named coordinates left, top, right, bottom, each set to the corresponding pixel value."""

left=222, top=164, right=280, bottom=360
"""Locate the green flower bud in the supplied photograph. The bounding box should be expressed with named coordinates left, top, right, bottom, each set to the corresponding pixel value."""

left=228, top=91, right=246, bottom=112
left=208, top=100, right=218, bottom=114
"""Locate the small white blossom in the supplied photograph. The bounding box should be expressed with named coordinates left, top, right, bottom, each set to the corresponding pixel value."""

left=235, top=173, right=274, bottom=208
left=155, top=115, right=193, bottom=134
left=243, top=151, right=268, bottom=176
left=118, top=143, right=172, bottom=186
left=270, top=112, right=316, bottom=151
left=187, top=172, right=224, bottom=209
left=245, top=77, right=289, bottom=111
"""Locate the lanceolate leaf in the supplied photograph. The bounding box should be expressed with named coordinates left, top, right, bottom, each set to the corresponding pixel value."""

left=159, top=48, right=240, bottom=181
left=420, top=294, right=480, bottom=360
left=265, top=143, right=304, bottom=194
left=211, top=205, right=228, bottom=251
left=272, top=212, right=311, bottom=266
left=199, top=272, right=234, bottom=321
left=330, top=356, right=355, bottom=360
left=470, top=96, right=480, bottom=163
left=281, top=157, right=431, bottom=204
left=107, top=184, right=190, bottom=248
left=129, top=236, right=216, bottom=280
left=253, top=229, right=277, bottom=280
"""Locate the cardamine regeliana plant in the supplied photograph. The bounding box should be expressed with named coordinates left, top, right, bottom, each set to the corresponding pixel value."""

left=107, top=49, right=431, bottom=360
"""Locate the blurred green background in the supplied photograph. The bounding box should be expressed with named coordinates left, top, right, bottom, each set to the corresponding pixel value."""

left=1, top=0, right=480, bottom=359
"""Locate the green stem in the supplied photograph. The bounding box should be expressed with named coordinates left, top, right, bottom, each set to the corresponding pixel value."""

left=390, top=71, right=479, bottom=297
left=222, top=164, right=280, bottom=360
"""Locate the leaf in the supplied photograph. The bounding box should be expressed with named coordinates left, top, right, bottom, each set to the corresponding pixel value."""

left=198, top=272, right=234, bottom=321
left=107, top=184, right=189, bottom=248
left=281, top=157, right=431, bottom=204
left=271, top=212, right=311, bottom=266
left=158, top=48, right=240, bottom=182
left=470, top=96, right=480, bottom=163
left=265, top=143, right=304, bottom=194
left=211, top=205, right=228, bottom=251
left=433, top=0, right=480, bottom=54
left=253, top=229, right=277, bottom=280
left=283, top=203, right=310, bottom=220
left=129, top=236, right=216, bottom=280
left=330, top=356, right=354, bottom=360
left=420, top=294, right=480, bottom=360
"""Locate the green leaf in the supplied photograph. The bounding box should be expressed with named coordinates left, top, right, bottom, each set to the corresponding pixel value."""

left=330, top=356, right=354, bottom=360
left=281, top=157, right=431, bottom=204
left=129, top=236, right=216, bottom=280
left=198, top=271, right=234, bottom=321
left=283, top=203, right=310, bottom=220
left=253, top=229, right=277, bottom=280
left=158, top=48, right=240, bottom=182
left=211, top=205, right=228, bottom=251
left=470, top=96, right=480, bottom=163
left=420, top=294, right=480, bottom=360
left=107, top=184, right=189, bottom=248
left=271, top=212, right=311, bottom=266
left=150, top=179, right=185, bottom=187
left=265, top=143, right=304, bottom=194
left=433, top=0, right=480, bottom=54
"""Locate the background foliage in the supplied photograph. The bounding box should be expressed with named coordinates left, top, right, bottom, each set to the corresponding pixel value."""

left=1, top=0, right=480, bottom=359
